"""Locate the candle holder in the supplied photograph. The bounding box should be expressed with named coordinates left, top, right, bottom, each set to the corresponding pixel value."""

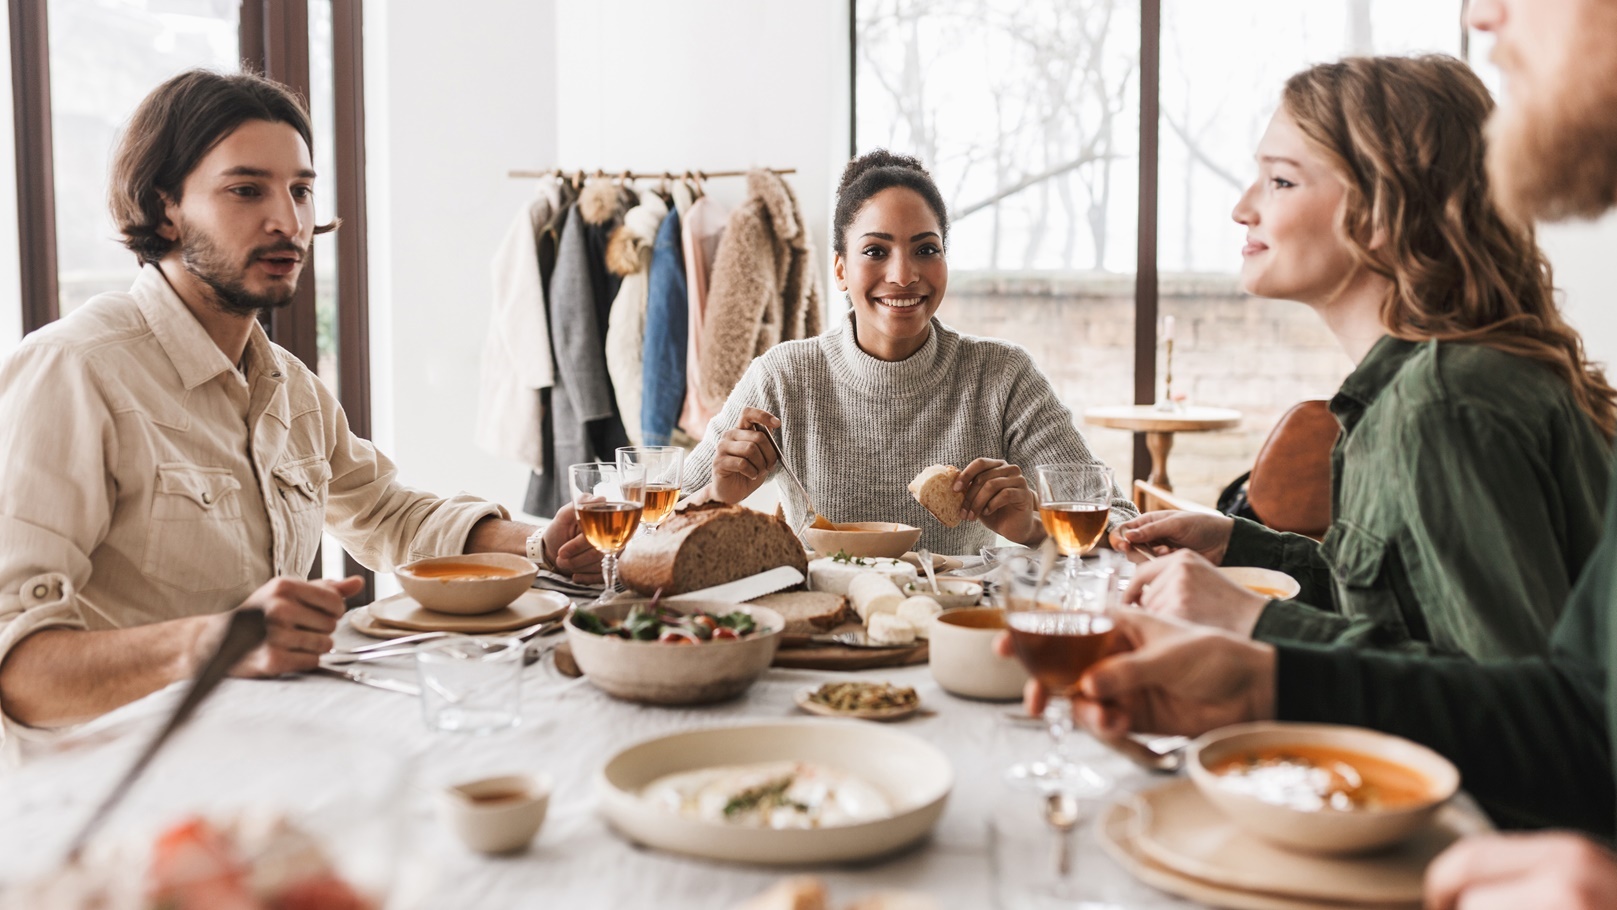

left=1155, top=331, right=1184, bottom=413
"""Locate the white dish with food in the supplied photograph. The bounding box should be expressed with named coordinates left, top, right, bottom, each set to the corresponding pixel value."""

left=597, top=722, right=952, bottom=864
left=807, top=555, right=918, bottom=595
left=801, top=522, right=922, bottom=560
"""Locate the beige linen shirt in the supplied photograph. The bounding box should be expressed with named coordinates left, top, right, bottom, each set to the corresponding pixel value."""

left=0, top=265, right=504, bottom=745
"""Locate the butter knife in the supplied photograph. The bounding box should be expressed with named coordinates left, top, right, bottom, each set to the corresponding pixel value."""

left=316, top=666, right=421, bottom=696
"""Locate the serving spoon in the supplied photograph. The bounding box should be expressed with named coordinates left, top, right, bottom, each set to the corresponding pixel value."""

left=751, top=422, right=823, bottom=534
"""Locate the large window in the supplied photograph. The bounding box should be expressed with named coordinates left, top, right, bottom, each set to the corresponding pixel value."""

left=855, top=0, right=1465, bottom=503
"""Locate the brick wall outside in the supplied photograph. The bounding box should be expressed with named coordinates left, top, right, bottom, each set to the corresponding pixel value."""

left=944, top=271, right=1354, bottom=506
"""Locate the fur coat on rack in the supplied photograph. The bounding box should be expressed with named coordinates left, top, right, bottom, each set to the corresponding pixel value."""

left=696, top=170, right=823, bottom=410
left=604, top=190, right=669, bottom=447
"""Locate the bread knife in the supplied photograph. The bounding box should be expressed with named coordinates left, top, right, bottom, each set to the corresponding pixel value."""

left=668, top=566, right=806, bottom=603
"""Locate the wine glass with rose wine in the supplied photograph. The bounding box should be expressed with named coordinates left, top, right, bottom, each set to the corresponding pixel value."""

left=1000, top=548, right=1120, bottom=794
left=615, top=445, right=685, bottom=533
left=569, top=462, right=646, bottom=604
left=1035, top=463, right=1115, bottom=597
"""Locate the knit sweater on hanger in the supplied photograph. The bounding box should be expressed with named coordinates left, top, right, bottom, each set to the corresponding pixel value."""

left=681, top=313, right=1137, bottom=554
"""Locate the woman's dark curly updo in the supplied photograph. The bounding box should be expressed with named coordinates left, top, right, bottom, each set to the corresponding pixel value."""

left=832, top=150, right=949, bottom=256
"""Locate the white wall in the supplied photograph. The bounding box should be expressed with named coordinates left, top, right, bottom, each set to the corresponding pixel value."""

left=366, top=0, right=559, bottom=517
left=553, top=0, right=848, bottom=297
left=1542, top=214, right=1617, bottom=374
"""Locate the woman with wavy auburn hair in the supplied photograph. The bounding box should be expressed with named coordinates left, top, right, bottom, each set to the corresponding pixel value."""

left=1112, top=54, right=1614, bottom=661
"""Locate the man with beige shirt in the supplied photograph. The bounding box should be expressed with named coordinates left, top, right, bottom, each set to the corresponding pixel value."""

left=0, top=69, right=600, bottom=745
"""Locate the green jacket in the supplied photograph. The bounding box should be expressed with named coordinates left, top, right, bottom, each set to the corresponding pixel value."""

left=1228, top=337, right=1610, bottom=658
left=1276, top=490, right=1614, bottom=834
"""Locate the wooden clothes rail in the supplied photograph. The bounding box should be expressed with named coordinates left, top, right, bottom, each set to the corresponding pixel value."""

left=508, top=167, right=797, bottom=180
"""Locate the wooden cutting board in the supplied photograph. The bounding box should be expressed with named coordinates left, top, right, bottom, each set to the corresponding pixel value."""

left=550, top=634, right=928, bottom=678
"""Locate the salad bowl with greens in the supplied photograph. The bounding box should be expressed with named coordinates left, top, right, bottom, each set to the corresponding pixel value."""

left=566, top=598, right=784, bottom=705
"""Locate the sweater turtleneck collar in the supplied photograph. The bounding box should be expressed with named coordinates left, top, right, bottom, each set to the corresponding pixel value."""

left=821, top=311, right=959, bottom=399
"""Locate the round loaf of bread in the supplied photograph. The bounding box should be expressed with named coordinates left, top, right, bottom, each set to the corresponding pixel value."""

left=617, top=503, right=808, bottom=596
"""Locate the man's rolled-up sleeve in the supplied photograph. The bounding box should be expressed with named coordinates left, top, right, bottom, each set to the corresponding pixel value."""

left=0, top=345, right=113, bottom=747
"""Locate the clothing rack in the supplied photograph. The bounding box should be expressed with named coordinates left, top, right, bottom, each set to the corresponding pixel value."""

left=507, top=167, right=797, bottom=180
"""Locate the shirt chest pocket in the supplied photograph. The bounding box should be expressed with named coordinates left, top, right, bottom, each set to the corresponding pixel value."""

left=1320, top=519, right=1422, bottom=640
left=144, top=463, right=251, bottom=592
left=272, top=455, right=330, bottom=576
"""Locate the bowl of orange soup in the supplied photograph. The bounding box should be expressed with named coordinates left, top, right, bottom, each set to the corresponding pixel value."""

left=396, top=553, right=539, bottom=615
left=1187, top=722, right=1459, bottom=855
left=1217, top=566, right=1302, bottom=601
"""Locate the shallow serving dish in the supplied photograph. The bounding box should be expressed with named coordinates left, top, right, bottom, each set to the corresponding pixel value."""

left=395, top=553, right=539, bottom=615
left=596, top=721, right=952, bottom=865
left=1217, top=566, right=1302, bottom=601
left=901, top=577, right=982, bottom=609
left=801, top=522, right=922, bottom=559
left=566, top=601, right=784, bottom=705
left=1188, top=721, right=1459, bottom=856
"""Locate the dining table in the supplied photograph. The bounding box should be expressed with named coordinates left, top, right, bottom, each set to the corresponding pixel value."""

left=0, top=586, right=1222, bottom=910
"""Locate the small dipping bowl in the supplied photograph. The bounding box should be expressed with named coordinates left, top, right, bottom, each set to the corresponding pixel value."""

left=1217, top=566, right=1302, bottom=601
left=440, top=772, right=553, bottom=854
left=928, top=607, right=1028, bottom=701
left=396, top=553, right=539, bottom=615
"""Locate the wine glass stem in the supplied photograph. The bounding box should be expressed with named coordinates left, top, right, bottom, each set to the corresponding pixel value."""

left=1044, top=696, right=1075, bottom=765
left=601, top=552, right=619, bottom=596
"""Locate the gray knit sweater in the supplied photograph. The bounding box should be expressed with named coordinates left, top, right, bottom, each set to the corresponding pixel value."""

left=682, top=314, right=1137, bottom=554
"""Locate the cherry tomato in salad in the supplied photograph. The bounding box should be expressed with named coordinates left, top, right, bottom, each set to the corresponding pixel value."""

left=712, top=627, right=740, bottom=641
left=658, top=629, right=696, bottom=644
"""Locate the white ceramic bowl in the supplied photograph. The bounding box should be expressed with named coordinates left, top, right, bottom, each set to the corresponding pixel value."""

left=439, top=772, right=553, bottom=854
left=1217, top=566, right=1302, bottom=601
left=597, top=721, right=953, bottom=865
left=900, top=578, right=983, bottom=609
left=395, top=553, right=539, bottom=615
left=801, top=522, right=922, bottom=559
left=928, top=607, right=1028, bottom=701
left=1188, top=722, right=1459, bottom=856
left=566, top=601, right=784, bottom=705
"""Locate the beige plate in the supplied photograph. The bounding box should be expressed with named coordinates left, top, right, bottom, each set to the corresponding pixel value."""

left=1101, top=780, right=1492, bottom=908
left=793, top=686, right=921, bottom=722
left=597, top=721, right=952, bottom=865
left=361, top=589, right=571, bottom=636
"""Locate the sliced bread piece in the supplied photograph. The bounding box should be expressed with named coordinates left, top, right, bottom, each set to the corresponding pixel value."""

left=750, top=591, right=849, bottom=636
left=908, top=464, right=964, bottom=528
left=618, top=503, right=808, bottom=596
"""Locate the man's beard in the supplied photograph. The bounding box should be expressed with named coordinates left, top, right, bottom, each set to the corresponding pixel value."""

left=178, top=229, right=302, bottom=316
left=1487, top=25, right=1617, bottom=222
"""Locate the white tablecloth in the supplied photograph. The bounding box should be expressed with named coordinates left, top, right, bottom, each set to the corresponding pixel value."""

left=0, top=620, right=1203, bottom=909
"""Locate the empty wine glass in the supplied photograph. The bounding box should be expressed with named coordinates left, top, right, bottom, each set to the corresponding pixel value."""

left=999, top=554, right=1119, bottom=796
left=615, top=445, right=685, bottom=533
left=569, top=462, right=646, bottom=604
left=1035, top=464, right=1115, bottom=593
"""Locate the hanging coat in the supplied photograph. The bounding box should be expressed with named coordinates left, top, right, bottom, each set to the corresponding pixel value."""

left=604, top=191, right=669, bottom=447
left=641, top=208, right=688, bottom=447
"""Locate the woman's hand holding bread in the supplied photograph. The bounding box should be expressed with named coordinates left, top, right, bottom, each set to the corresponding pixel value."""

left=954, top=458, right=1044, bottom=545
left=710, top=408, right=783, bottom=504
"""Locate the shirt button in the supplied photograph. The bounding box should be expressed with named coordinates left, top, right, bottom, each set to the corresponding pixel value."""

left=31, top=584, right=47, bottom=599
left=202, top=492, right=213, bottom=505
left=271, top=371, right=282, bottom=379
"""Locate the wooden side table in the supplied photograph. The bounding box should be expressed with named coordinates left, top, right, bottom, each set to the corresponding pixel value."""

left=1083, top=405, right=1243, bottom=509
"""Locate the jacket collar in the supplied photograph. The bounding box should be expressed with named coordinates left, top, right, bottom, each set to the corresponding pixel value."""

left=1331, top=334, right=1423, bottom=425
left=131, top=263, right=275, bottom=391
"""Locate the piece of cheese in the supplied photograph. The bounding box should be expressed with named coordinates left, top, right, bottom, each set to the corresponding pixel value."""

left=807, top=557, right=918, bottom=596
left=895, top=596, right=943, bottom=638
left=866, top=613, right=917, bottom=645
left=848, top=573, right=906, bottom=623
